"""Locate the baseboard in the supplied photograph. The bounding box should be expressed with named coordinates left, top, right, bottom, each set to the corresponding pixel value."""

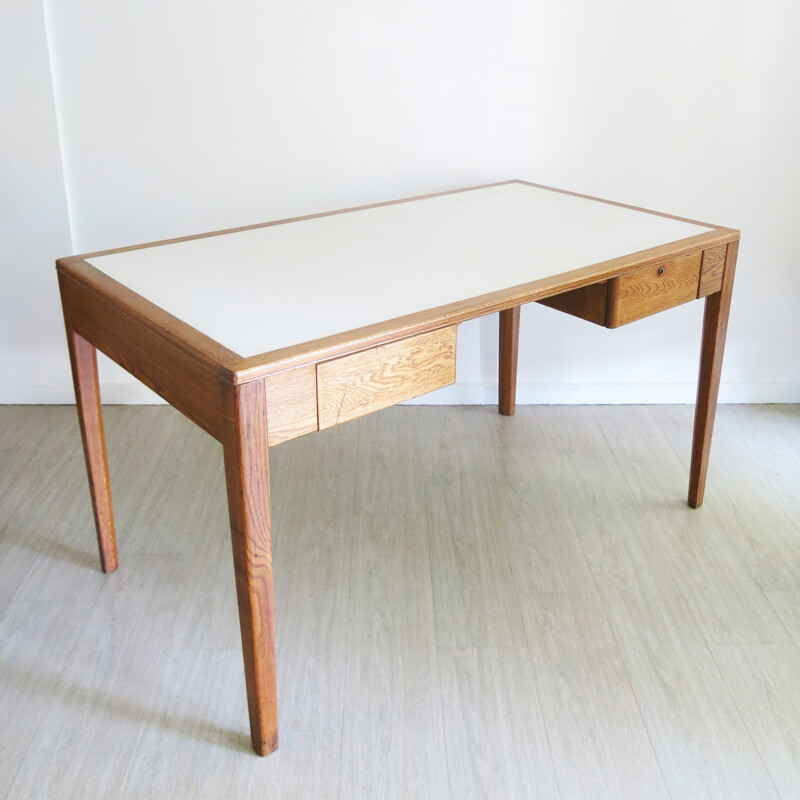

left=406, top=382, right=800, bottom=404
left=2, top=381, right=799, bottom=405
left=0, top=383, right=167, bottom=405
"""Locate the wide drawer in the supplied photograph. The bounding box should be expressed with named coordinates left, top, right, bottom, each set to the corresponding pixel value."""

left=316, top=327, right=457, bottom=430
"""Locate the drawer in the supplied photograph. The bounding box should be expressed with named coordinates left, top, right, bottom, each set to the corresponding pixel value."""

left=316, top=326, right=457, bottom=430
left=538, top=249, right=708, bottom=328
left=606, top=251, right=702, bottom=327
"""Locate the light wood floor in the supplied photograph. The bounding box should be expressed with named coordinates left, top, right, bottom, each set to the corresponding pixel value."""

left=1, top=403, right=799, bottom=799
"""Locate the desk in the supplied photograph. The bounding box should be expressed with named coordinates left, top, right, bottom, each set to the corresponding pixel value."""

left=56, top=180, right=739, bottom=756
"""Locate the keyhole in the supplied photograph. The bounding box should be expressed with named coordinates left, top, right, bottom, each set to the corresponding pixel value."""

left=658, top=266, right=665, bottom=276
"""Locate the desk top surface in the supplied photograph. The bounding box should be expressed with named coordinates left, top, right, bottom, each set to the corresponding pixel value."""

left=86, top=181, right=718, bottom=360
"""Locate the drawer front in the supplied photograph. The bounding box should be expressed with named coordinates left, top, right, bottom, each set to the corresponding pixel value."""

left=317, top=327, right=457, bottom=430
left=606, top=251, right=702, bottom=328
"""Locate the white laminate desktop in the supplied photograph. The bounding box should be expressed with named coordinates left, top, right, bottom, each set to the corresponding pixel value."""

left=88, top=182, right=712, bottom=357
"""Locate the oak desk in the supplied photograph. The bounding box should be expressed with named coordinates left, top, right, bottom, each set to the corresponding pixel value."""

left=56, top=180, right=739, bottom=756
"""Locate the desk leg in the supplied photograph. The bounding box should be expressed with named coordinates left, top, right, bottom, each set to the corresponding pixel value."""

left=222, top=378, right=279, bottom=756
left=62, top=308, right=118, bottom=573
left=499, top=305, right=521, bottom=416
left=689, top=240, right=738, bottom=508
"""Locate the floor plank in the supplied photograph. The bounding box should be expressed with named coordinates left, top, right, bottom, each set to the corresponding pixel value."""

left=340, top=513, right=447, bottom=799
left=599, top=579, right=779, bottom=799
left=0, top=407, right=102, bottom=606
left=594, top=405, right=790, bottom=645
left=658, top=404, right=800, bottom=594
left=709, top=641, right=800, bottom=800
left=765, top=590, right=800, bottom=646
left=521, top=591, right=670, bottom=800
left=439, top=646, right=559, bottom=799
left=0, top=601, right=94, bottom=798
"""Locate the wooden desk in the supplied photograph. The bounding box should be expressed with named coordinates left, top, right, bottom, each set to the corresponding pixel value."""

left=56, top=180, right=739, bottom=756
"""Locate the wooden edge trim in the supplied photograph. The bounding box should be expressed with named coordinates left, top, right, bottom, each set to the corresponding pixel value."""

left=57, top=185, right=738, bottom=388
left=63, top=181, right=521, bottom=262
left=56, top=258, right=240, bottom=377
left=64, top=180, right=729, bottom=264
left=513, top=180, right=730, bottom=230
left=228, top=228, right=740, bottom=384
left=59, top=269, right=230, bottom=441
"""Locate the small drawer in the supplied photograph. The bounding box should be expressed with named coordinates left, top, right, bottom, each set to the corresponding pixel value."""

left=316, top=327, right=457, bottom=430
left=606, top=251, right=702, bottom=327
left=538, top=250, right=706, bottom=328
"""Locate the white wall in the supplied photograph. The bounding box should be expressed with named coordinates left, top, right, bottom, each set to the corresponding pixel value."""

left=4, top=0, right=799, bottom=404
left=1, top=0, right=74, bottom=402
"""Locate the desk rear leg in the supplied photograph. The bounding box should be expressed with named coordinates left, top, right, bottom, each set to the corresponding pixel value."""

left=499, top=305, right=521, bottom=416
left=689, top=240, right=738, bottom=508
left=60, top=275, right=118, bottom=573
left=222, top=378, right=279, bottom=756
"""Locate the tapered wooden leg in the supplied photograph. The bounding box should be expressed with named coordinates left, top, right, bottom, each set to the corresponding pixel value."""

left=689, top=240, right=739, bottom=508
left=499, top=305, right=521, bottom=415
left=61, top=285, right=118, bottom=573
left=221, top=378, right=278, bottom=756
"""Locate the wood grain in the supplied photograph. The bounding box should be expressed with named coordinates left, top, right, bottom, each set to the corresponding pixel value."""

left=59, top=270, right=228, bottom=441
left=220, top=378, right=278, bottom=756
left=498, top=306, right=520, bottom=415
left=536, top=281, right=608, bottom=326
left=698, top=243, right=728, bottom=298
left=317, top=327, right=456, bottom=430
left=265, top=365, right=318, bottom=446
left=689, top=239, right=739, bottom=507
left=59, top=273, right=118, bottom=573
left=606, top=251, right=702, bottom=327
left=535, top=244, right=729, bottom=326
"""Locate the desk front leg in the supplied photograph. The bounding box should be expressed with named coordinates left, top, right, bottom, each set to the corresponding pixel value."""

left=499, top=305, right=521, bottom=415
left=689, top=240, right=738, bottom=508
left=221, top=378, right=279, bottom=756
